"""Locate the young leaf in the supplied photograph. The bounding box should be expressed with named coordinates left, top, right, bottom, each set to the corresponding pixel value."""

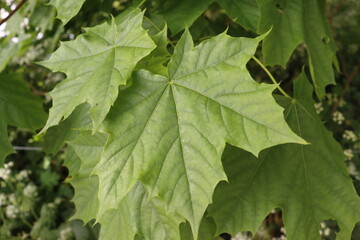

left=94, top=30, right=305, bottom=238
left=257, top=0, right=337, bottom=97
left=47, top=0, right=86, bottom=24
left=208, top=72, right=360, bottom=239
left=0, top=73, right=47, bottom=165
left=39, top=10, right=156, bottom=133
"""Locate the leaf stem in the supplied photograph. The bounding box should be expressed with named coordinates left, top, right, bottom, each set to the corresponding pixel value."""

left=252, top=56, right=291, bottom=98
left=0, top=0, right=27, bottom=26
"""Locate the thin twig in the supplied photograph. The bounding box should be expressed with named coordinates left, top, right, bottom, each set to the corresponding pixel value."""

left=252, top=56, right=292, bottom=98
left=13, top=146, right=42, bottom=151
left=0, top=0, right=27, bottom=26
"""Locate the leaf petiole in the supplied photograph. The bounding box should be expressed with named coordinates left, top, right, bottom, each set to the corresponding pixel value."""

left=252, top=56, right=292, bottom=99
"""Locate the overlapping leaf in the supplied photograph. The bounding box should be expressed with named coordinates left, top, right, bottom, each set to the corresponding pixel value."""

left=217, top=0, right=260, bottom=32
left=208, top=72, right=360, bottom=239
left=48, top=0, right=86, bottom=24
left=0, top=73, right=46, bottom=165
left=157, top=0, right=260, bottom=34
left=66, top=132, right=184, bottom=240
left=258, top=0, right=337, bottom=97
left=94, top=30, right=305, bottom=238
left=39, top=10, right=156, bottom=133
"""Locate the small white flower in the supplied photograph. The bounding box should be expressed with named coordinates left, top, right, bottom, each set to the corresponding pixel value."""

left=4, top=161, right=14, bottom=168
left=24, top=184, right=38, bottom=197
left=348, top=162, right=357, bottom=176
left=343, top=130, right=358, bottom=142
left=344, top=149, right=354, bottom=160
left=314, top=102, right=324, bottom=114
left=5, top=205, right=19, bottom=218
left=332, top=111, right=345, bottom=125
left=320, top=222, right=326, bottom=229
left=0, top=194, right=7, bottom=206
left=231, top=233, right=251, bottom=240
left=8, top=193, right=16, bottom=203
left=16, top=170, right=29, bottom=181
left=11, top=37, right=19, bottom=43
left=324, top=228, right=331, bottom=236
left=59, top=227, right=73, bottom=240
left=5, top=0, right=13, bottom=6
left=20, top=17, right=29, bottom=28
left=0, top=8, right=9, bottom=19
left=36, top=32, right=44, bottom=40
left=10, top=4, right=16, bottom=11
left=0, top=168, right=11, bottom=180
left=280, top=226, right=286, bottom=234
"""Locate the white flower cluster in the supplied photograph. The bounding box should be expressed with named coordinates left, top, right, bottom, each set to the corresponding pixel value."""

left=5, top=205, right=19, bottom=219
left=0, top=161, right=14, bottom=180
left=24, top=183, right=38, bottom=197
left=319, top=222, right=331, bottom=237
left=332, top=111, right=345, bottom=125
left=0, top=193, right=7, bottom=206
left=344, top=149, right=354, bottom=160
left=16, top=169, right=31, bottom=181
left=231, top=232, right=251, bottom=240
left=314, top=102, right=324, bottom=114
left=343, top=130, right=358, bottom=142
left=59, top=227, right=73, bottom=240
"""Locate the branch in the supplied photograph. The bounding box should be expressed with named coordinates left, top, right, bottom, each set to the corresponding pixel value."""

left=0, top=0, right=27, bottom=26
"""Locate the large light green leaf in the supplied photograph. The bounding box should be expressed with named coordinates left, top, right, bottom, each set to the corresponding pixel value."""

left=0, top=73, right=46, bottom=165
left=208, top=72, right=360, bottom=240
left=218, top=0, right=260, bottom=32
left=48, top=0, right=86, bottom=24
left=94, top=30, right=305, bottom=238
left=99, top=182, right=184, bottom=240
left=66, top=132, right=183, bottom=239
left=258, top=0, right=337, bottom=97
left=39, top=10, right=156, bottom=133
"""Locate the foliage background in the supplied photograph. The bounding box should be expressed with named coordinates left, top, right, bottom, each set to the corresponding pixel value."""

left=0, top=0, right=359, bottom=239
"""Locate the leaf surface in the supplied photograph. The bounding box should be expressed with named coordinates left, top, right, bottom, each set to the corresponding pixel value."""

left=40, top=10, right=156, bottom=133
left=218, top=0, right=260, bottom=32
left=48, top=0, right=86, bottom=24
left=99, top=182, right=184, bottom=240
left=158, top=0, right=213, bottom=34
left=0, top=73, right=46, bottom=165
left=94, top=30, right=305, bottom=237
left=209, top=72, right=360, bottom=239
left=258, top=0, right=337, bottom=97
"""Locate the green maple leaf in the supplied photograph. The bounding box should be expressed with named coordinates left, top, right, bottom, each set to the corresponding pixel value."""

left=65, top=131, right=107, bottom=223
left=0, top=73, right=47, bottom=165
left=94, top=30, right=305, bottom=238
left=158, top=0, right=259, bottom=34
left=258, top=0, right=337, bottom=97
left=158, top=0, right=213, bottom=34
left=66, top=132, right=183, bottom=239
left=218, top=0, right=260, bottom=32
left=43, top=103, right=91, bottom=154
left=39, top=10, right=156, bottom=133
left=48, top=0, right=86, bottom=24
left=99, top=182, right=184, bottom=240
left=208, top=72, right=360, bottom=240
